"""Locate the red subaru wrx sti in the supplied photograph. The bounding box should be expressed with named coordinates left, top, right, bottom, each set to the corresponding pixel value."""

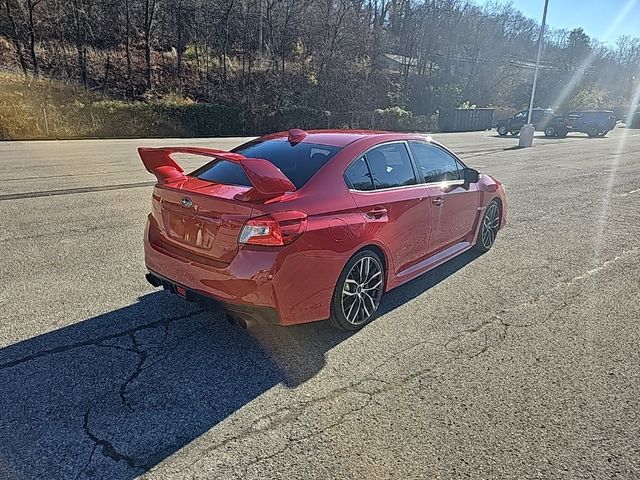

left=141, top=129, right=507, bottom=330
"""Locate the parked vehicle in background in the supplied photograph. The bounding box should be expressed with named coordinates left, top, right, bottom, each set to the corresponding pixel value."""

left=542, top=110, right=617, bottom=138
left=542, top=115, right=570, bottom=138
left=566, top=111, right=616, bottom=137
left=496, top=108, right=554, bottom=136
left=140, top=129, right=507, bottom=331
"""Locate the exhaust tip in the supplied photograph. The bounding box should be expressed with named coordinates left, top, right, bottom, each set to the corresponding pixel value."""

left=236, top=317, right=248, bottom=329
left=145, top=273, right=162, bottom=288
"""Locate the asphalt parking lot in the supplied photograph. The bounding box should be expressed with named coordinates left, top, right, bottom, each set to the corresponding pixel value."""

left=1, top=128, right=639, bottom=479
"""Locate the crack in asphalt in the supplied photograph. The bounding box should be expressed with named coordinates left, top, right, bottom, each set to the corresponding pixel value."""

left=0, top=308, right=205, bottom=371
left=240, top=388, right=375, bottom=479
left=2, top=306, right=208, bottom=476
left=42, top=307, right=207, bottom=476
left=445, top=247, right=638, bottom=359
left=74, top=444, right=97, bottom=480
left=82, top=408, right=148, bottom=473
left=119, top=333, right=149, bottom=411
left=175, top=337, right=443, bottom=477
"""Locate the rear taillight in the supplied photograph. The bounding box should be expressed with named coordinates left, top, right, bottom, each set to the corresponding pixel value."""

left=239, top=211, right=307, bottom=246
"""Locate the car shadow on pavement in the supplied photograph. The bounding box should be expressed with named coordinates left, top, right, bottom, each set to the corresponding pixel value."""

left=0, top=250, right=480, bottom=479
left=378, top=249, right=481, bottom=316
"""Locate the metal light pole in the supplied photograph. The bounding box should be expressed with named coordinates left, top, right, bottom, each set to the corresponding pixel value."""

left=519, top=0, right=550, bottom=147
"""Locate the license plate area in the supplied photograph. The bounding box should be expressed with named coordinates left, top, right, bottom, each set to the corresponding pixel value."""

left=163, top=211, right=218, bottom=249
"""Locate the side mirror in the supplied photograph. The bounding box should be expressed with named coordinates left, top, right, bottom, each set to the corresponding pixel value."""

left=463, top=168, right=480, bottom=184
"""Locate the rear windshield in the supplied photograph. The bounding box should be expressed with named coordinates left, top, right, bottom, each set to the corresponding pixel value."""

left=192, top=140, right=341, bottom=189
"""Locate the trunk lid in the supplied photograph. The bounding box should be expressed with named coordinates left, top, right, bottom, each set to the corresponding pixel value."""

left=151, top=177, right=254, bottom=265
left=140, top=146, right=297, bottom=265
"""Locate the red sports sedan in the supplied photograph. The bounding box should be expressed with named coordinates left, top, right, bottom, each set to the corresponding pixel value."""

left=141, top=129, right=507, bottom=330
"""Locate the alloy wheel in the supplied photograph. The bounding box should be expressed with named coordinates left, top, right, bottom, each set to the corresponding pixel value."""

left=341, top=256, right=384, bottom=326
left=481, top=202, right=500, bottom=249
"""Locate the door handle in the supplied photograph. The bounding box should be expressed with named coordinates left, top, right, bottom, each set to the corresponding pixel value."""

left=366, top=206, right=388, bottom=219
left=432, top=197, right=445, bottom=207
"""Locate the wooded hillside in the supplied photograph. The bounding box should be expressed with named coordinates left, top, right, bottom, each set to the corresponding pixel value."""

left=1, top=0, right=639, bottom=138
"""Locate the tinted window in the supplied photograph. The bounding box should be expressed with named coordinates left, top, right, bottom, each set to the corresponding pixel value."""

left=409, top=142, right=460, bottom=183
left=345, top=157, right=374, bottom=191
left=194, top=140, right=341, bottom=189
left=195, top=160, right=252, bottom=187
left=365, top=143, right=416, bottom=189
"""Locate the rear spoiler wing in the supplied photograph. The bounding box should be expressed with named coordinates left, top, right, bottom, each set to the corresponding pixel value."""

left=138, top=147, right=296, bottom=200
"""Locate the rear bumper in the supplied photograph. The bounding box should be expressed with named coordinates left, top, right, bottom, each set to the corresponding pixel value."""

left=143, top=216, right=340, bottom=326
left=144, top=217, right=282, bottom=324
left=145, top=270, right=279, bottom=325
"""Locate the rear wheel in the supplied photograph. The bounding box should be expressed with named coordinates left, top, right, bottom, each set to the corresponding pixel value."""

left=474, top=200, right=501, bottom=252
left=497, top=125, right=508, bottom=136
left=587, top=126, right=599, bottom=137
left=329, top=250, right=385, bottom=331
left=544, top=127, right=556, bottom=137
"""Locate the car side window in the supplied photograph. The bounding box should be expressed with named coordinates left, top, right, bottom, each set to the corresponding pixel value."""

left=514, top=111, right=527, bottom=119
left=408, top=142, right=461, bottom=183
left=344, top=156, right=375, bottom=191
left=364, top=143, right=416, bottom=189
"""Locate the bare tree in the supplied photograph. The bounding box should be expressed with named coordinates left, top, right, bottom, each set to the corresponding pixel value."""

left=143, top=0, right=158, bottom=90
left=3, top=0, right=29, bottom=78
left=25, top=0, right=43, bottom=78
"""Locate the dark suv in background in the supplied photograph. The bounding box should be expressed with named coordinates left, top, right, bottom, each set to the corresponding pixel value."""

left=496, top=108, right=554, bottom=136
left=566, top=111, right=616, bottom=137
left=543, top=110, right=617, bottom=138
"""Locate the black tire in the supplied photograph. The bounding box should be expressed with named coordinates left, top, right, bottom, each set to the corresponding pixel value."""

left=329, top=250, right=385, bottom=331
left=544, top=127, right=556, bottom=137
left=587, top=127, right=599, bottom=138
left=510, top=129, right=520, bottom=136
left=474, top=200, right=501, bottom=253
left=497, top=125, right=508, bottom=136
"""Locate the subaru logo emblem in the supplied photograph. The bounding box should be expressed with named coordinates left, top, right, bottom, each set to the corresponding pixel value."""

left=181, top=197, right=193, bottom=208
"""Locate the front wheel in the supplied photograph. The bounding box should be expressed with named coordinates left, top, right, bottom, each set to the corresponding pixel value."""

left=587, top=127, right=599, bottom=137
left=474, top=200, right=501, bottom=252
left=329, top=250, right=385, bottom=330
left=544, top=127, right=556, bottom=137
left=497, top=125, right=508, bottom=136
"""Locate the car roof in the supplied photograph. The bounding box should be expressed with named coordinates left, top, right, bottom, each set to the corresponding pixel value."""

left=257, top=129, right=427, bottom=148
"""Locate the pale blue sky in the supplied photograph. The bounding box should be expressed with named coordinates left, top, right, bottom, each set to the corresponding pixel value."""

left=478, top=0, right=640, bottom=44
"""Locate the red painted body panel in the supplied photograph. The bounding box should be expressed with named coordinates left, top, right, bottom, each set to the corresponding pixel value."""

left=142, top=131, right=508, bottom=326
